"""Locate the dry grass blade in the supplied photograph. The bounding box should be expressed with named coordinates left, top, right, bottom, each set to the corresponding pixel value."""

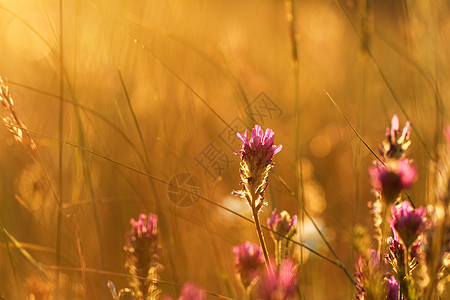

left=1, top=225, right=50, bottom=281
left=0, top=242, right=56, bottom=255
left=0, top=77, right=37, bottom=152
left=325, top=90, right=384, bottom=165
left=43, top=265, right=234, bottom=299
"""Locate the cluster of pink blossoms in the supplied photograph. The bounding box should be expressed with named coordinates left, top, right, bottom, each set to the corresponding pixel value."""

left=233, top=241, right=297, bottom=299
left=112, top=213, right=208, bottom=300
left=355, top=115, right=430, bottom=299
left=369, top=115, right=417, bottom=201
left=233, top=125, right=282, bottom=209
left=267, top=209, right=298, bottom=241
left=129, top=213, right=159, bottom=242
left=390, top=201, right=427, bottom=248
left=235, top=125, right=283, bottom=169
left=233, top=125, right=299, bottom=299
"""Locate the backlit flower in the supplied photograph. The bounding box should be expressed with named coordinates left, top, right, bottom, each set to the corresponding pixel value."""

left=267, top=209, right=298, bottom=241
left=390, top=201, right=426, bottom=248
left=353, top=249, right=380, bottom=300
left=233, top=125, right=282, bottom=211
left=382, top=115, right=411, bottom=159
left=386, top=276, right=400, bottom=300
left=235, top=125, right=282, bottom=168
left=233, top=242, right=264, bottom=288
left=130, top=213, right=158, bottom=241
left=388, top=229, right=421, bottom=264
left=369, top=159, right=417, bottom=201
left=125, top=213, right=161, bottom=299
left=178, top=283, right=206, bottom=300
left=256, top=259, right=297, bottom=300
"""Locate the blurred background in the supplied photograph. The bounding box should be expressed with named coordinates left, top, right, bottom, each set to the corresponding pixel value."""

left=0, top=0, right=449, bottom=299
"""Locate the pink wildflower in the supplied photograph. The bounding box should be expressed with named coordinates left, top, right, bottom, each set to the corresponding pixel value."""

left=444, top=126, right=450, bottom=144
left=369, top=159, right=417, bottom=201
left=233, top=125, right=282, bottom=211
left=178, top=283, right=206, bottom=300
left=386, top=276, right=401, bottom=300
left=125, top=213, right=161, bottom=299
left=235, top=125, right=282, bottom=168
left=388, top=229, right=421, bottom=263
left=353, top=249, right=380, bottom=300
left=256, top=259, right=297, bottom=300
left=130, top=213, right=158, bottom=241
left=382, top=115, right=411, bottom=159
left=354, top=255, right=367, bottom=300
left=387, top=231, right=405, bottom=264
left=267, top=209, right=298, bottom=241
left=390, top=201, right=426, bottom=248
left=233, top=242, right=264, bottom=288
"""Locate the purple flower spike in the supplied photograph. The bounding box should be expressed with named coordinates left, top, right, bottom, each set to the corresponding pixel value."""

left=386, top=276, right=401, bottom=300
left=235, top=125, right=282, bottom=168
left=257, top=259, right=297, bottom=300
left=267, top=209, right=298, bottom=241
left=125, top=213, right=161, bottom=299
left=178, top=283, right=206, bottom=300
left=390, top=201, right=426, bottom=248
left=353, top=249, right=381, bottom=300
left=130, top=213, right=158, bottom=241
left=388, top=230, right=405, bottom=262
left=369, top=159, right=417, bottom=201
left=382, top=115, right=411, bottom=159
left=234, top=125, right=282, bottom=211
left=233, top=242, right=264, bottom=288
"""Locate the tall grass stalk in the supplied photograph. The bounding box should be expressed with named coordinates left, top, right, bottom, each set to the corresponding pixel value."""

left=284, top=1, right=306, bottom=297
left=56, top=0, right=64, bottom=292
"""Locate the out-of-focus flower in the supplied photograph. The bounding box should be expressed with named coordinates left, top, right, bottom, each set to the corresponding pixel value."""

left=178, top=283, right=206, bottom=300
left=388, top=230, right=422, bottom=264
left=130, top=213, right=158, bottom=241
left=444, top=126, right=450, bottom=144
left=381, top=115, right=411, bottom=159
left=125, top=213, right=161, bottom=299
left=353, top=250, right=382, bottom=300
left=369, top=159, right=417, bottom=201
left=386, top=276, right=400, bottom=300
left=410, top=240, right=422, bottom=261
left=267, top=209, right=298, bottom=241
left=256, top=259, right=297, bottom=300
left=390, top=201, right=426, bottom=248
left=387, top=231, right=405, bottom=265
left=233, top=242, right=265, bottom=288
left=354, top=255, right=367, bottom=300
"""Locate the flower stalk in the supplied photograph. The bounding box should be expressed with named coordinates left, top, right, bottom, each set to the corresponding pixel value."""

left=233, top=125, right=282, bottom=271
left=125, top=213, right=161, bottom=300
